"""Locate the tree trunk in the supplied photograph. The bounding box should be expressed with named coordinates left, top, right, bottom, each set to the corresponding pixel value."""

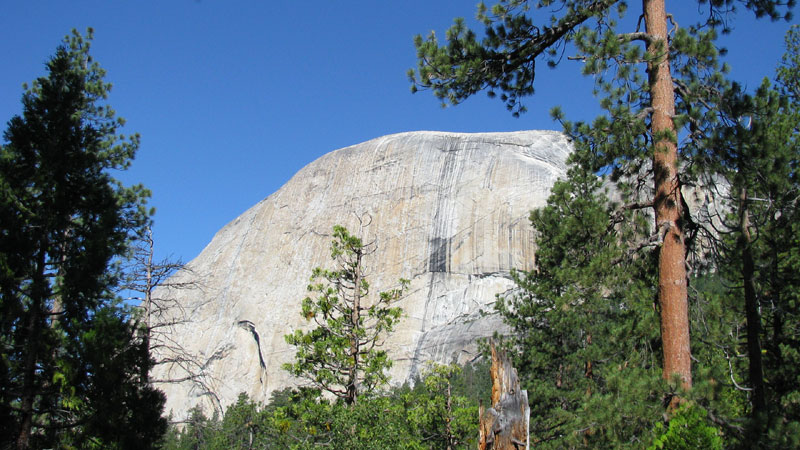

left=49, top=228, right=71, bottom=330
left=479, top=341, right=529, bottom=450
left=739, top=187, right=766, bottom=416
left=643, top=0, right=692, bottom=396
left=142, top=229, right=154, bottom=383
left=346, top=249, right=363, bottom=406
left=16, top=251, right=48, bottom=450
left=445, top=379, right=454, bottom=450
left=16, top=309, right=39, bottom=450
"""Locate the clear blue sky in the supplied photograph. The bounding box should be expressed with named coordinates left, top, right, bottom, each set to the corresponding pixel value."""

left=2, top=1, right=795, bottom=263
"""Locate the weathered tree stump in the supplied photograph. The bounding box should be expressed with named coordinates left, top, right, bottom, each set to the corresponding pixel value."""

left=479, top=340, right=530, bottom=450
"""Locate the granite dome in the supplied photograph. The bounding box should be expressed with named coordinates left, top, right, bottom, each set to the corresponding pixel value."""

left=151, top=130, right=571, bottom=418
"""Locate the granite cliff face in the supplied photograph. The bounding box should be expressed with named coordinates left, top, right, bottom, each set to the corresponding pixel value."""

left=152, top=130, right=571, bottom=418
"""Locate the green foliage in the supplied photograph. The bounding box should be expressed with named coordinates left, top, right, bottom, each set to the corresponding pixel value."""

left=161, top=406, right=219, bottom=450
left=284, top=225, right=407, bottom=405
left=409, top=0, right=626, bottom=116
left=303, top=395, right=420, bottom=449
left=648, top=404, right=723, bottom=450
left=413, top=1, right=797, bottom=448
left=762, top=28, right=800, bottom=437
left=495, top=152, right=666, bottom=448
left=778, top=25, right=800, bottom=101
left=410, top=1, right=792, bottom=116
left=686, top=25, right=800, bottom=445
left=402, top=363, right=479, bottom=449
left=72, top=307, right=167, bottom=449
left=446, top=357, right=492, bottom=403
left=162, top=362, right=485, bottom=449
left=205, top=393, right=268, bottom=449
left=0, top=29, right=163, bottom=449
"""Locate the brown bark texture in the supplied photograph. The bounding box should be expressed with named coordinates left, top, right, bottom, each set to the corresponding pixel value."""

left=346, top=247, right=363, bottom=406
left=739, top=188, right=766, bottom=415
left=643, top=0, right=692, bottom=393
left=479, top=341, right=530, bottom=450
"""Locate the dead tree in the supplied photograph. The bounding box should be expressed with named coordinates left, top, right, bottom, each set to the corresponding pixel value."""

left=120, top=227, right=223, bottom=416
left=479, top=340, right=530, bottom=450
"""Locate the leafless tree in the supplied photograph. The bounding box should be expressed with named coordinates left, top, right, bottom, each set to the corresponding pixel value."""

left=120, top=227, right=224, bottom=417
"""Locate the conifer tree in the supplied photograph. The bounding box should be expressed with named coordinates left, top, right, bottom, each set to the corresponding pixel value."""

left=764, top=32, right=800, bottom=436
left=284, top=225, right=407, bottom=405
left=689, top=25, right=800, bottom=444
left=495, top=149, right=667, bottom=446
left=410, top=0, right=794, bottom=402
left=0, top=29, right=164, bottom=449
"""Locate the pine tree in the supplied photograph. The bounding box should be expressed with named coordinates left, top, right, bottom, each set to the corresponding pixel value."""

left=765, top=29, right=800, bottom=440
left=689, top=25, right=800, bottom=444
left=494, top=151, right=667, bottom=446
left=405, top=363, right=478, bottom=449
left=410, top=0, right=794, bottom=404
left=283, top=225, right=407, bottom=405
left=0, top=29, right=164, bottom=449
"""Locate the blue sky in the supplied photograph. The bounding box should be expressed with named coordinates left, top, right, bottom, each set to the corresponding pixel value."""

left=2, top=1, right=795, bottom=263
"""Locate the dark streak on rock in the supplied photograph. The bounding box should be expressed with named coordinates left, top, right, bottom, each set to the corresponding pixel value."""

left=427, top=136, right=462, bottom=273
left=237, top=320, right=267, bottom=383
left=428, top=237, right=450, bottom=273
left=413, top=136, right=472, bottom=378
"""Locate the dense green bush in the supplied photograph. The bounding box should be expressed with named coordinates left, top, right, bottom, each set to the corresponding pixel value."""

left=648, top=404, right=722, bottom=450
left=162, top=361, right=487, bottom=449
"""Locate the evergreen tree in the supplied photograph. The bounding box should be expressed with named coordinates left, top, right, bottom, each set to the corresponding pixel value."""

left=0, top=29, right=164, bottom=449
left=760, top=29, right=800, bottom=443
left=404, top=363, right=479, bottom=449
left=495, top=150, right=667, bottom=447
left=161, top=363, right=486, bottom=450
left=284, top=225, right=407, bottom=405
left=648, top=403, right=723, bottom=450
left=688, top=25, right=800, bottom=445
left=410, top=0, right=795, bottom=400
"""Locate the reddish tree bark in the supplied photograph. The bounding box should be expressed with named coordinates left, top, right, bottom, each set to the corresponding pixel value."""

left=643, top=0, right=692, bottom=397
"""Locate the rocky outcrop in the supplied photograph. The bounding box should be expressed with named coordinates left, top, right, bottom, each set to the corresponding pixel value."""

left=152, top=130, right=571, bottom=418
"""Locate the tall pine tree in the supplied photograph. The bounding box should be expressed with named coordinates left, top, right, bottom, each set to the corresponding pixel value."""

left=688, top=25, right=800, bottom=445
left=0, top=29, right=165, bottom=449
left=495, top=146, right=666, bottom=446
left=284, top=225, right=407, bottom=405
left=410, top=0, right=794, bottom=404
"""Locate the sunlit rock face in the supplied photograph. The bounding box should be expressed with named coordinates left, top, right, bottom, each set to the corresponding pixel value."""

left=152, top=130, right=571, bottom=419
